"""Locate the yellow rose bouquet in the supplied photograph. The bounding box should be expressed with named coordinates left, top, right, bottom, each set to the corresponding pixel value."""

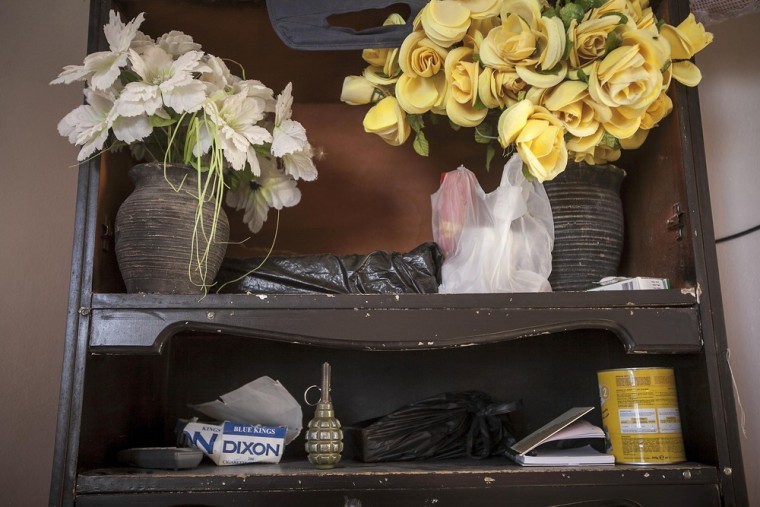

left=340, top=0, right=713, bottom=182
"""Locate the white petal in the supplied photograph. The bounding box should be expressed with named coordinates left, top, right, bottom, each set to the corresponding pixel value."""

left=104, top=11, right=145, bottom=53
left=162, top=81, right=207, bottom=114
left=271, top=119, right=307, bottom=157
left=85, top=51, right=128, bottom=90
left=112, top=114, right=152, bottom=143
left=282, top=149, right=317, bottom=181
left=50, top=64, right=89, bottom=85
left=275, top=82, right=294, bottom=125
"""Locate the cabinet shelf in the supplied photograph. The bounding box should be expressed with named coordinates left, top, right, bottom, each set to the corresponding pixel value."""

left=78, top=459, right=718, bottom=494
left=88, top=290, right=701, bottom=354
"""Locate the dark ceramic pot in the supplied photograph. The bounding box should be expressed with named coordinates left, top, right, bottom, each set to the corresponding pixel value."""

left=543, top=162, right=626, bottom=291
left=115, top=163, right=230, bottom=294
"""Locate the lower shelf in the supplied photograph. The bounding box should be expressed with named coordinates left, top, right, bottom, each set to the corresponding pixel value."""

left=78, top=458, right=718, bottom=493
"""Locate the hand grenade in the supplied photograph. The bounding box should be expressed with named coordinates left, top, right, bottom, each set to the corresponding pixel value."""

left=305, top=362, right=343, bottom=468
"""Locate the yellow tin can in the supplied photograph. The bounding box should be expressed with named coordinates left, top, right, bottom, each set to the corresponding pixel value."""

left=597, top=367, right=686, bottom=464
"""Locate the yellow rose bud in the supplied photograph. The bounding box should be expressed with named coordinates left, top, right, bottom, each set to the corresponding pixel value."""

left=588, top=30, right=664, bottom=112
left=420, top=0, right=472, bottom=48
left=625, top=0, right=651, bottom=23
left=585, top=0, right=628, bottom=20
left=498, top=99, right=534, bottom=146
left=660, top=14, right=713, bottom=60
left=478, top=67, right=524, bottom=109
left=361, top=14, right=405, bottom=78
left=543, top=81, right=600, bottom=138
left=444, top=46, right=487, bottom=127
left=340, top=75, right=382, bottom=106
left=568, top=17, right=622, bottom=69
left=498, top=100, right=568, bottom=182
left=603, top=105, right=643, bottom=139
left=363, top=96, right=411, bottom=146
left=480, top=14, right=537, bottom=71
left=395, top=73, right=447, bottom=114
left=567, top=124, right=605, bottom=154
left=399, top=31, right=448, bottom=78
left=500, top=0, right=542, bottom=28
left=640, top=91, right=672, bottom=129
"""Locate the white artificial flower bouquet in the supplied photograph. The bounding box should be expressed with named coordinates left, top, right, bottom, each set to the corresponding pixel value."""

left=52, top=10, right=317, bottom=235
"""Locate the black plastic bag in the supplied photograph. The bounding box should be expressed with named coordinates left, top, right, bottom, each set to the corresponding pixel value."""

left=216, top=242, right=442, bottom=295
left=355, top=391, right=519, bottom=462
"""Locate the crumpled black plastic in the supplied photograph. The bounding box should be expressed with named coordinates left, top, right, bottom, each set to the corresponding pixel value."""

left=354, top=391, right=519, bottom=462
left=216, top=242, right=442, bottom=295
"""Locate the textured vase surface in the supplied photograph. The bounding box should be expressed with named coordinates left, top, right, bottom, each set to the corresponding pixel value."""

left=115, top=163, right=230, bottom=294
left=543, top=162, right=626, bottom=291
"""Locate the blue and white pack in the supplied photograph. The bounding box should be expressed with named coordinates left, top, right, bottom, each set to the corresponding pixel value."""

left=183, top=420, right=288, bottom=465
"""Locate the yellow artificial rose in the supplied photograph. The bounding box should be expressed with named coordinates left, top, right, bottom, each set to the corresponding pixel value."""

left=497, top=100, right=568, bottom=182
left=619, top=128, right=649, bottom=149
left=479, top=14, right=537, bottom=71
left=515, top=16, right=567, bottom=88
left=660, top=14, right=713, bottom=60
left=362, top=14, right=405, bottom=78
left=671, top=61, right=702, bottom=87
left=584, top=0, right=628, bottom=21
left=635, top=8, right=658, bottom=33
left=500, top=0, right=542, bottom=28
left=602, top=104, right=644, bottom=139
left=419, top=0, right=472, bottom=48
left=543, top=81, right=603, bottom=138
left=478, top=67, right=524, bottom=109
left=444, top=47, right=487, bottom=127
left=395, top=73, right=447, bottom=114
left=468, top=15, right=501, bottom=40
left=363, top=96, right=411, bottom=146
left=340, top=75, right=382, bottom=105
left=625, top=0, right=650, bottom=23
left=588, top=29, right=665, bottom=113
left=567, top=124, right=605, bottom=156
left=363, top=65, right=400, bottom=86
left=568, top=17, right=624, bottom=69
left=568, top=133, right=622, bottom=164
left=399, top=31, right=448, bottom=78
left=459, top=0, right=501, bottom=19
left=640, top=91, right=673, bottom=130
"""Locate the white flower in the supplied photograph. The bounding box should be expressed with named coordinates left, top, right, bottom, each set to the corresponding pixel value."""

left=57, top=89, right=114, bottom=161
left=157, top=30, right=201, bottom=56
left=271, top=83, right=308, bottom=157
left=204, top=90, right=272, bottom=171
left=226, top=178, right=270, bottom=234
left=225, top=159, right=303, bottom=233
left=235, top=80, right=276, bottom=113
left=282, top=142, right=318, bottom=182
left=200, top=55, right=234, bottom=95
left=51, top=11, right=145, bottom=91
left=258, top=160, right=302, bottom=210
left=118, top=47, right=210, bottom=117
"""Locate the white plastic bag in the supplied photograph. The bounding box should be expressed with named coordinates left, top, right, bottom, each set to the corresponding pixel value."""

left=432, top=155, right=554, bottom=293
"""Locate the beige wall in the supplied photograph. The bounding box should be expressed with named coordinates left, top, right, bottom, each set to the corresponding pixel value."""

left=0, top=2, right=756, bottom=506
left=698, top=11, right=760, bottom=507
left=0, top=0, right=88, bottom=505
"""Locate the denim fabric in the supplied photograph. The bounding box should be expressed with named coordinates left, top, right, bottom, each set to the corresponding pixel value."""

left=266, top=0, right=427, bottom=50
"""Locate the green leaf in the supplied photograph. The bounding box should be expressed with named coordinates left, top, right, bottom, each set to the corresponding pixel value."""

left=517, top=90, right=527, bottom=101
left=150, top=114, right=179, bottom=128
left=661, top=59, right=672, bottom=73
left=413, top=130, right=430, bottom=157
left=591, top=0, right=607, bottom=7
left=604, top=30, right=623, bottom=55
left=577, top=68, right=589, bottom=83
left=656, top=17, right=666, bottom=32
left=601, top=12, right=628, bottom=24
left=485, top=143, right=496, bottom=171
left=576, top=0, right=593, bottom=12
left=601, top=131, right=620, bottom=149
left=429, top=113, right=442, bottom=125
left=408, top=114, right=425, bottom=133
left=522, top=162, right=535, bottom=181
left=559, top=3, right=584, bottom=28
left=474, top=122, right=494, bottom=144
left=544, top=7, right=558, bottom=17
left=448, top=120, right=462, bottom=131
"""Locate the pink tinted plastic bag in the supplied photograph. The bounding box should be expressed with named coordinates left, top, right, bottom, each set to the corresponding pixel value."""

left=431, top=155, right=554, bottom=293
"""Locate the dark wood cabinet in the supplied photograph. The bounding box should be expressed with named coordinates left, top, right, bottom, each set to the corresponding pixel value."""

left=50, top=0, right=749, bottom=505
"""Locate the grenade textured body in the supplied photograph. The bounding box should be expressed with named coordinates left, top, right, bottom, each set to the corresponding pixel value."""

left=305, top=401, right=343, bottom=468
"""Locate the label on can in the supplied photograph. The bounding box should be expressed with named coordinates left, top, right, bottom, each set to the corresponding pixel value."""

left=598, top=367, right=686, bottom=464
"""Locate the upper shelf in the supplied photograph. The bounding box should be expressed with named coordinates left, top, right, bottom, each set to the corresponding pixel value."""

left=87, top=290, right=701, bottom=353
